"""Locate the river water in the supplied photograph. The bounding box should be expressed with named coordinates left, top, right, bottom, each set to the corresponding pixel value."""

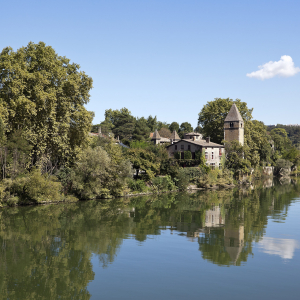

left=0, top=179, right=300, bottom=299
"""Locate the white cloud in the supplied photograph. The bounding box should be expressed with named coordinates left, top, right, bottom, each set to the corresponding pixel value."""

left=258, top=237, right=300, bottom=260
left=246, top=55, right=300, bottom=80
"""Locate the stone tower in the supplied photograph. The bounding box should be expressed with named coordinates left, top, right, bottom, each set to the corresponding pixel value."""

left=224, top=104, right=244, bottom=146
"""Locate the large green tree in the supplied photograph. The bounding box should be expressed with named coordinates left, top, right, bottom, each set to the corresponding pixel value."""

left=0, top=42, right=93, bottom=165
left=103, top=108, right=136, bottom=140
left=198, top=98, right=253, bottom=143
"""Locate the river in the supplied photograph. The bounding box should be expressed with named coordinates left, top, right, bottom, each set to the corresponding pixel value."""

left=0, top=178, right=299, bottom=299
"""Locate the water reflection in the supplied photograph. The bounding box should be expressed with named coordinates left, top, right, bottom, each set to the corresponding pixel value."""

left=258, top=237, right=300, bottom=259
left=0, top=179, right=299, bottom=298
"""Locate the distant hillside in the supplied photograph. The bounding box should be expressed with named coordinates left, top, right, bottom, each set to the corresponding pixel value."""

left=267, top=124, right=300, bottom=147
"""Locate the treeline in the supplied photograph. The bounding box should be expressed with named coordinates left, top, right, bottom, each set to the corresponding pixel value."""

left=267, top=124, right=300, bottom=147
left=91, top=107, right=198, bottom=143
left=0, top=42, right=299, bottom=207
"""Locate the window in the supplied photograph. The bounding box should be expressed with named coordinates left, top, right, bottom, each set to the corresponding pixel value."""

left=205, top=152, right=208, bottom=160
left=181, top=144, right=184, bottom=150
left=210, top=163, right=215, bottom=170
left=219, top=163, right=222, bottom=170
left=219, top=148, right=222, bottom=156
left=241, top=123, right=243, bottom=128
left=212, top=152, right=214, bottom=159
left=230, top=122, right=234, bottom=128
left=188, top=145, right=191, bottom=151
left=175, top=145, right=177, bottom=150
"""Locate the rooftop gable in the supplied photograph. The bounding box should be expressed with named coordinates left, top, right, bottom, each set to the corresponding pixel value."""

left=224, top=104, right=243, bottom=122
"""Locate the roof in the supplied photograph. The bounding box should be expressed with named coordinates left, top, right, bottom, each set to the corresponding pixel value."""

left=184, top=132, right=201, bottom=136
left=170, top=130, right=180, bottom=140
left=224, top=104, right=243, bottom=122
left=166, top=139, right=224, bottom=148
left=152, top=130, right=161, bottom=140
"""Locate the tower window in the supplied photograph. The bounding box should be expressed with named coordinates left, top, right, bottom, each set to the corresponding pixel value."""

left=241, top=123, right=243, bottom=128
left=230, top=122, right=234, bottom=128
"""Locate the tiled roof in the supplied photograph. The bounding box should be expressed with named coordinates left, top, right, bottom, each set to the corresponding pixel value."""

left=224, top=104, right=243, bottom=122
left=170, top=130, right=180, bottom=140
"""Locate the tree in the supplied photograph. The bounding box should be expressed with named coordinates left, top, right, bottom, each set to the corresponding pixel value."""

left=169, top=122, right=179, bottom=133
left=178, top=122, right=193, bottom=138
left=125, top=148, right=159, bottom=180
left=0, top=42, right=93, bottom=166
left=104, top=108, right=136, bottom=140
left=146, top=115, right=158, bottom=132
left=244, top=120, right=272, bottom=166
left=133, top=117, right=150, bottom=141
left=225, top=140, right=251, bottom=175
left=198, top=98, right=253, bottom=144
left=158, top=127, right=172, bottom=138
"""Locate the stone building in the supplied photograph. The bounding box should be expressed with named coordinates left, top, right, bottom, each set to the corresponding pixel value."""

left=164, top=103, right=245, bottom=167
left=224, top=103, right=244, bottom=146
left=166, top=136, right=224, bottom=169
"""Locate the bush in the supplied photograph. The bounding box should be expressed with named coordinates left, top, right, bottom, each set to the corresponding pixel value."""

left=174, top=152, right=181, bottom=160
left=178, top=167, right=206, bottom=183
left=128, top=179, right=147, bottom=192
left=184, top=151, right=192, bottom=159
left=152, top=176, right=176, bottom=191
left=175, top=169, right=190, bottom=191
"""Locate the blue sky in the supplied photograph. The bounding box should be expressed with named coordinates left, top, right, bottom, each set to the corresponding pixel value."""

left=1, top=0, right=299, bottom=128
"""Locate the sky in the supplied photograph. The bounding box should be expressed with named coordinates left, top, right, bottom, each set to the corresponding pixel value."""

left=1, top=0, right=299, bottom=128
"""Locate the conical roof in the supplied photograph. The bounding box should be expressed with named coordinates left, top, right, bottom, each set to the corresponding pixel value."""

left=152, top=129, right=161, bottom=139
left=170, top=130, right=180, bottom=140
left=224, top=104, right=243, bottom=122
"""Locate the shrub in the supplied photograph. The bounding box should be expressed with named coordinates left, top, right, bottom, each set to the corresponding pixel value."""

left=152, top=176, right=176, bottom=191
left=175, top=169, right=190, bottom=191
left=174, top=152, right=181, bottom=160
left=128, top=179, right=147, bottom=192
left=184, top=151, right=192, bottom=159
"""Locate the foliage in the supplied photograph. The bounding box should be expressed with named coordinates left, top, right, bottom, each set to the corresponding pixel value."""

left=125, top=148, right=159, bottom=180
left=225, top=140, right=251, bottom=175
left=178, top=122, right=193, bottom=138
left=70, top=146, right=132, bottom=199
left=128, top=179, right=147, bottom=193
left=103, top=108, right=136, bottom=140
left=267, top=124, right=300, bottom=146
left=152, top=175, right=176, bottom=191
left=198, top=98, right=253, bottom=144
left=0, top=41, right=93, bottom=166
left=174, top=151, right=181, bottom=160
left=184, top=150, right=192, bottom=159
left=158, top=127, right=172, bottom=138
left=175, top=169, right=190, bottom=191
left=169, top=122, right=179, bottom=133
left=133, top=117, right=151, bottom=141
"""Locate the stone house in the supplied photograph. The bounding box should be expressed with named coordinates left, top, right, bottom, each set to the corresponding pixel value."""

left=166, top=136, right=224, bottom=169
left=165, top=103, right=244, bottom=168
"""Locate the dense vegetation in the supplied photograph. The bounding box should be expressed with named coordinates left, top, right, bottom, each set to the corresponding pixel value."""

left=0, top=43, right=299, bottom=207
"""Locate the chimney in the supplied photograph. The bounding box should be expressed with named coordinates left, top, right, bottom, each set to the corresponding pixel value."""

left=206, top=136, right=210, bottom=143
left=193, top=136, right=196, bottom=141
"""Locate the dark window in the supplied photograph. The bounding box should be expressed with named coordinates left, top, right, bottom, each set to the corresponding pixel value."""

left=241, top=123, right=243, bottom=128
left=181, top=145, right=184, bottom=150
left=212, top=152, right=214, bottom=159
left=175, top=145, right=177, bottom=150
left=230, top=122, right=234, bottom=128
left=188, top=145, right=191, bottom=151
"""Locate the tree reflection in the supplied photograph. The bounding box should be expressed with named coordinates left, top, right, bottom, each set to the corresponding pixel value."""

left=0, top=179, right=299, bottom=298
